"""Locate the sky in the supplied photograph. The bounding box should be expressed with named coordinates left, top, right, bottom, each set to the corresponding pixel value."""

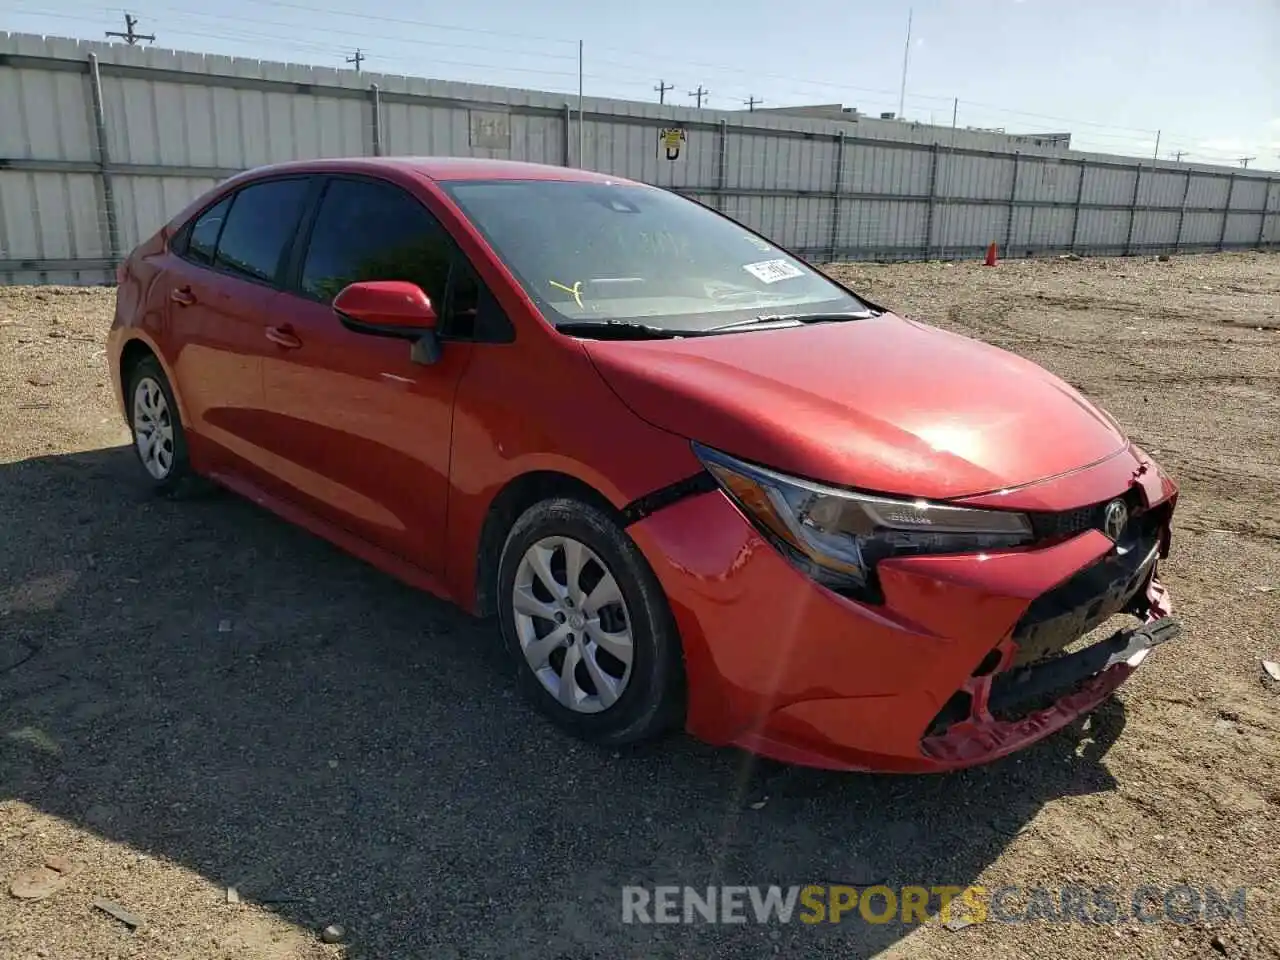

left=5, top=0, right=1279, bottom=169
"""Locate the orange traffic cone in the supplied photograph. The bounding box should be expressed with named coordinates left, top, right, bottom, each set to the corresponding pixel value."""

left=984, top=242, right=998, bottom=267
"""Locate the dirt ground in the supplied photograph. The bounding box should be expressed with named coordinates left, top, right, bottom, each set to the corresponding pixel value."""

left=1, top=251, right=1278, bottom=960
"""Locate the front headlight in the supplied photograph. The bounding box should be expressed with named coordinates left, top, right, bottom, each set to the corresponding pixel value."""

left=693, top=443, right=1034, bottom=600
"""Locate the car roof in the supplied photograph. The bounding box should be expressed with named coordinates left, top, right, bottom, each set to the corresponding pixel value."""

left=231, top=156, right=638, bottom=185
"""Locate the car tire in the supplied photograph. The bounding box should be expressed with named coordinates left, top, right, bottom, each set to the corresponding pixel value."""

left=496, top=496, right=685, bottom=746
left=125, top=356, right=193, bottom=496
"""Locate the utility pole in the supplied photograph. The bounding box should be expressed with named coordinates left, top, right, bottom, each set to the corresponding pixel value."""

left=654, top=80, right=674, bottom=105
left=897, top=8, right=912, bottom=119
left=1169, top=150, right=1187, bottom=162
left=346, top=48, right=365, bottom=72
left=1238, top=157, right=1255, bottom=169
left=577, top=40, right=584, bottom=168
left=105, top=13, right=154, bottom=45
left=744, top=96, right=763, bottom=111
left=1152, top=129, right=1161, bottom=161
left=688, top=85, right=707, bottom=109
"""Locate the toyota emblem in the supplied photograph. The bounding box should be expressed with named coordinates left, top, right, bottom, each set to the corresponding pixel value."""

left=1103, top=499, right=1128, bottom=541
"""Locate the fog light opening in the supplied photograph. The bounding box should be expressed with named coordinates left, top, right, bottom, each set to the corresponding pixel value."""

left=971, top=649, right=1004, bottom=677
left=926, top=690, right=974, bottom=737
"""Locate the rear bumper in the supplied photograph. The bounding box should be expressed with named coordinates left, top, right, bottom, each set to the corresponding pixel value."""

left=627, top=448, right=1178, bottom=773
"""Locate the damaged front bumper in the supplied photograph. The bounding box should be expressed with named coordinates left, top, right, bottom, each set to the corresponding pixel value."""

left=626, top=447, right=1181, bottom=774
left=919, top=568, right=1178, bottom=766
left=919, top=485, right=1179, bottom=766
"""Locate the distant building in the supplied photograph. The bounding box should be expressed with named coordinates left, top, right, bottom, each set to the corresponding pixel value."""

left=750, top=103, right=1072, bottom=151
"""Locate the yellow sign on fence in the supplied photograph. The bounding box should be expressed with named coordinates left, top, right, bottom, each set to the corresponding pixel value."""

left=658, top=127, right=687, bottom=161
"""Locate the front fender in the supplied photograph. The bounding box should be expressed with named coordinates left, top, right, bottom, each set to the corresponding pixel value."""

left=443, top=337, right=703, bottom=611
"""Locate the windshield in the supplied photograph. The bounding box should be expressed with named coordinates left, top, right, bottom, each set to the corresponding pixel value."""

left=440, top=179, right=866, bottom=333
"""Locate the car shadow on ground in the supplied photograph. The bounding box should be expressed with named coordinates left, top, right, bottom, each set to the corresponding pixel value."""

left=0, top=446, right=1129, bottom=958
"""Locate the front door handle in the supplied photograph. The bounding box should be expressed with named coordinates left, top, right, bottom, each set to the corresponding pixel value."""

left=170, top=286, right=196, bottom=307
left=265, top=324, right=302, bottom=349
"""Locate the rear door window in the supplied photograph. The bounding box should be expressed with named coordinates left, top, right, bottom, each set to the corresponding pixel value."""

left=212, top=178, right=311, bottom=285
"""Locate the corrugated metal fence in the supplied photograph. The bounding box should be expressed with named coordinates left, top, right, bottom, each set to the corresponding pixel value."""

left=3, top=32, right=1278, bottom=284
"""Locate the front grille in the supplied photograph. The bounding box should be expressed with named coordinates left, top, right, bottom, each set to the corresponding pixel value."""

left=1027, top=487, right=1145, bottom=542
left=1009, top=522, right=1160, bottom=666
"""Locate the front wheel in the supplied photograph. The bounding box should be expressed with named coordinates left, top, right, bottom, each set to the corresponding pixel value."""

left=496, top=497, right=684, bottom=745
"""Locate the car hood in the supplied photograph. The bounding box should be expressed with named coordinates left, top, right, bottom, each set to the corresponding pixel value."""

left=582, top=313, right=1127, bottom=500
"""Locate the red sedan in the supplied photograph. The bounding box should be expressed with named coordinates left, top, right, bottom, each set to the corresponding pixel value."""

left=108, top=158, right=1180, bottom=773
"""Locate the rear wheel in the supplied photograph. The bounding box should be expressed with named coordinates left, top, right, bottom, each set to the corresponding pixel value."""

left=126, top=356, right=192, bottom=494
left=496, top=497, right=684, bottom=745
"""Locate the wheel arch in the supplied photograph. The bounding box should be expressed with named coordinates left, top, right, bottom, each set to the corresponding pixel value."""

left=472, top=470, right=621, bottom=619
left=114, top=333, right=191, bottom=429
left=119, top=337, right=156, bottom=389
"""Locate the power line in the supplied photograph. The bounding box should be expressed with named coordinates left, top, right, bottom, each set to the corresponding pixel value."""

left=197, top=0, right=579, bottom=47
left=8, top=0, right=1273, bottom=169
left=1169, top=150, right=1187, bottom=162
left=93, top=2, right=586, bottom=62
left=109, top=20, right=584, bottom=80
left=14, top=0, right=579, bottom=49
left=688, top=85, right=707, bottom=109
left=104, top=12, right=154, bottom=45
left=120, top=22, right=581, bottom=79
left=0, top=1, right=1196, bottom=144
left=654, top=80, right=673, bottom=105
left=1237, top=157, right=1256, bottom=168
left=346, top=48, right=365, bottom=72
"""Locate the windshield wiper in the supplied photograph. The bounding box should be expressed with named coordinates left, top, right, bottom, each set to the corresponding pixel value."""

left=706, top=310, right=880, bottom=333
left=555, top=319, right=701, bottom=340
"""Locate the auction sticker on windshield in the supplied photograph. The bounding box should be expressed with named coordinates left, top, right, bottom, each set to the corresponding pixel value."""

left=743, top=259, right=806, bottom=284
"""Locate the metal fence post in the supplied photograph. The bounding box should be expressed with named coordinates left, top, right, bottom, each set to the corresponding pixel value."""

left=86, top=53, right=121, bottom=274
left=368, top=84, right=383, bottom=157
left=714, top=120, right=729, bottom=212
left=1257, top=179, right=1274, bottom=248
left=1218, top=173, right=1236, bottom=251
left=828, top=132, right=846, bottom=263
left=923, top=142, right=939, bottom=259
left=1174, top=168, right=1192, bottom=253
left=1068, top=160, right=1086, bottom=253
left=1004, top=152, right=1019, bottom=254
left=562, top=105, right=572, bottom=166
left=1124, top=160, right=1143, bottom=256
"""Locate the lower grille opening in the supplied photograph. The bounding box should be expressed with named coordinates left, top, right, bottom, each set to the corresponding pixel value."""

left=987, top=612, right=1139, bottom=722
left=988, top=671, right=1097, bottom=722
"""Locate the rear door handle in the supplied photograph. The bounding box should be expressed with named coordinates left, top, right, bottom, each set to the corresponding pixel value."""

left=170, top=286, right=196, bottom=307
left=265, top=324, right=302, bottom=349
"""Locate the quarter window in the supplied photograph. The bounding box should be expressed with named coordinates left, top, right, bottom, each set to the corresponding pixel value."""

left=184, top=196, right=232, bottom=266
left=212, top=178, right=311, bottom=284
left=300, top=179, right=452, bottom=306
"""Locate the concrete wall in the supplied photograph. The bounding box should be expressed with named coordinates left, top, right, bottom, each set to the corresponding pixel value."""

left=2, top=31, right=1277, bottom=284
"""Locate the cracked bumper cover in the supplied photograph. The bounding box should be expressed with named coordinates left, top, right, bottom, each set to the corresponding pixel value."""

left=626, top=450, right=1179, bottom=773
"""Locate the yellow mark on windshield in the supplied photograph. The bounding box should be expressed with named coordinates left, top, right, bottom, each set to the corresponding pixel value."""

left=549, top=279, right=584, bottom=309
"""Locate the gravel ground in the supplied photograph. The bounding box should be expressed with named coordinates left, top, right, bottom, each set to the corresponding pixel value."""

left=1, top=252, right=1278, bottom=960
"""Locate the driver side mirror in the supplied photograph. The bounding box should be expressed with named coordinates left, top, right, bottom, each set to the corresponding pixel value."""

left=332, top=280, right=442, bottom=365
